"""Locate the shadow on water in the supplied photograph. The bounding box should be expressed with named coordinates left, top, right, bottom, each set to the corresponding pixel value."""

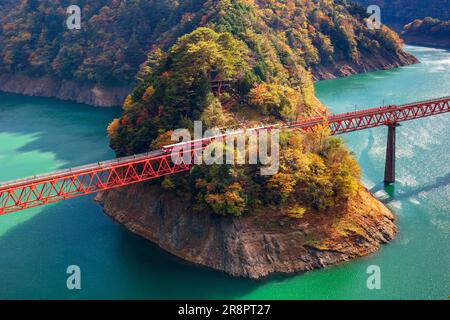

left=0, top=92, right=261, bottom=299
left=392, top=173, right=450, bottom=202
left=357, top=130, right=377, bottom=170
left=115, top=230, right=262, bottom=300
left=0, top=198, right=260, bottom=300
left=370, top=173, right=450, bottom=205
left=0, top=92, right=122, bottom=169
left=383, top=183, right=397, bottom=199
left=367, top=183, right=395, bottom=205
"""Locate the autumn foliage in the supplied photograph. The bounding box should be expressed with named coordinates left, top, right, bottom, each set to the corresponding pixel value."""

left=103, top=0, right=395, bottom=217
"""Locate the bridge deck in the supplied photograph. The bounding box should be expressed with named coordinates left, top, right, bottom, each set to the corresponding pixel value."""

left=0, top=96, right=449, bottom=215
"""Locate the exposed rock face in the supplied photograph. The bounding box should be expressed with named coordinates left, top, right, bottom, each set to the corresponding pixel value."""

left=401, top=34, right=450, bottom=49
left=0, top=47, right=417, bottom=104
left=312, top=49, right=418, bottom=80
left=0, top=74, right=129, bottom=107
left=98, top=185, right=396, bottom=279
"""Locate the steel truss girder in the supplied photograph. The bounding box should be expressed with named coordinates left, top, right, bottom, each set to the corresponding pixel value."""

left=0, top=96, right=449, bottom=215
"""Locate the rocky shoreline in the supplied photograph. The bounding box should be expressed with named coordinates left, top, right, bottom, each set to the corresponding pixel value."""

left=97, top=185, right=397, bottom=279
left=402, top=37, right=450, bottom=49
left=0, top=73, right=129, bottom=107
left=0, top=47, right=418, bottom=106
left=0, top=43, right=413, bottom=280
left=312, top=49, right=418, bottom=80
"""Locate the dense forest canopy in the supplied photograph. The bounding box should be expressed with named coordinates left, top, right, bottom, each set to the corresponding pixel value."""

left=402, top=17, right=450, bottom=39
left=109, top=0, right=407, bottom=157
left=0, top=0, right=207, bottom=85
left=106, top=0, right=407, bottom=217
left=0, top=0, right=405, bottom=87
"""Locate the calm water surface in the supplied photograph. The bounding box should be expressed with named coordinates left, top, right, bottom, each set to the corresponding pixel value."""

left=0, top=45, right=449, bottom=299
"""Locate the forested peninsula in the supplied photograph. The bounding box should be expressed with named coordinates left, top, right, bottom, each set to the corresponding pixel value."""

left=99, top=0, right=408, bottom=278
left=0, top=0, right=419, bottom=278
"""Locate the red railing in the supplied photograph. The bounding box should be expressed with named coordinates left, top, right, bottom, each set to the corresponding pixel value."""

left=289, top=96, right=450, bottom=134
left=0, top=96, right=449, bottom=215
left=0, top=147, right=203, bottom=215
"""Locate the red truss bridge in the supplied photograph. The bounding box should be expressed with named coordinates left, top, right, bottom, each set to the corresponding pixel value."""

left=0, top=96, right=449, bottom=216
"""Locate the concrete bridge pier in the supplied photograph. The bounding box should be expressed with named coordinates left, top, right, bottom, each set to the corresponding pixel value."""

left=384, top=123, right=401, bottom=184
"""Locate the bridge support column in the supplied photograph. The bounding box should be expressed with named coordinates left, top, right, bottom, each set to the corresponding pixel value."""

left=384, top=123, right=400, bottom=184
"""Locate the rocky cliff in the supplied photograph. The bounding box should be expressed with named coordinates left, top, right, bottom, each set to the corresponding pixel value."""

left=0, top=45, right=417, bottom=106
left=98, top=185, right=396, bottom=279
left=0, top=74, right=128, bottom=107
left=0, top=44, right=417, bottom=104
left=312, top=49, right=417, bottom=80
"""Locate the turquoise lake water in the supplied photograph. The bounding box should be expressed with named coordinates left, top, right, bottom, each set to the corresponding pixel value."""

left=0, top=45, right=449, bottom=299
